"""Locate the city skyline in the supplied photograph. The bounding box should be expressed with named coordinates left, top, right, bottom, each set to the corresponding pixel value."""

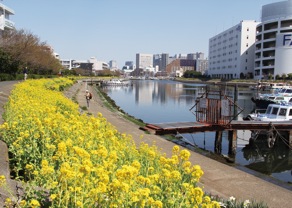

left=7, top=0, right=277, bottom=67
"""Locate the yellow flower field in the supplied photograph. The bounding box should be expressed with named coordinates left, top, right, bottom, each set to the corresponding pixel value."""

left=0, top=78, right=220, bottom=207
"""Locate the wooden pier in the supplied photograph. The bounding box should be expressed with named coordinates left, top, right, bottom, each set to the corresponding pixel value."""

left=141, top=120, right=292, bottom=159
left=142, top=120, right=292, bottom=135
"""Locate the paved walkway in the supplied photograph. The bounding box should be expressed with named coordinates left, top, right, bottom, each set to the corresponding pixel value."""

left=1, top=80, right=292, bottom=208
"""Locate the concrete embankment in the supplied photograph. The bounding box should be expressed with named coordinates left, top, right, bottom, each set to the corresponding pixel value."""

left=0, top=80, right=291, bottom=208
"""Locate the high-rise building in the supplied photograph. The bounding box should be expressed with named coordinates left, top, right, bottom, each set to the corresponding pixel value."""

left=255, top=0, right=292, bottom=80
left=208, top=20, right=259, bottom=79
left=109, top=60, right=118, bottom=71
left=136, top=53, right=153, bottom=69
left=153, top=54, right=161, bottom=71
left=161, top=53, right=169, bottom=71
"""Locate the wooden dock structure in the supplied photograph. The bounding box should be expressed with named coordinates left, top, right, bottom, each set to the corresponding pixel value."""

left=142, top=120, right=292, bottom=135
left=141, top=120, right=292, bottom=159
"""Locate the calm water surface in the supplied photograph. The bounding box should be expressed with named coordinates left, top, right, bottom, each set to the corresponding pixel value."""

left=101, top=79, right=292, bottom=188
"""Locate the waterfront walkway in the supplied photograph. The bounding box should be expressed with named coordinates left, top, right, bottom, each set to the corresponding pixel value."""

left=1, top=80, right=292, bottom=208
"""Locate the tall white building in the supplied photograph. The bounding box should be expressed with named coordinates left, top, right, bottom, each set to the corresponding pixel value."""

left=136, top=53, right=153, bottom=69
left=0, top=3, right=14, bottom=32
left=255, top=0, right=292, bottom=80
left=208, top=20, right=259, bottom=79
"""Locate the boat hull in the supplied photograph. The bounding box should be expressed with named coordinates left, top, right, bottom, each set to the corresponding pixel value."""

left=251, top=97, right=276, bottom=109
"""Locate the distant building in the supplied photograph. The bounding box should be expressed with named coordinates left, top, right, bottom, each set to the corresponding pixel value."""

left=109, top=60, right=118, bottom=71
left=166, top=59, right=196, bottom=77
left=123, top=61, right=135, bottom=70
left=60, top=59, right=74, bottom=70
left=196, top=59, right=209, bottom=75
left=0, top=2, right=14, bottom=34
left=161, top=53, right=169, bottom=72
left=153, top=54, right=162, bottom=71
left=136, top=53, right=153, bottom=69
left=89, top=57, right=109, bottom=72
left=186, top=52, right=208, bottom=74
left=208, top=20, right=259, bottom=79
left=255, top=0, right=292, bottom=80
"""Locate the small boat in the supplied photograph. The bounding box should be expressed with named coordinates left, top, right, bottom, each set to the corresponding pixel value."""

left=251, top=88, right=292, bottom=109
left=244, top=103, right=292, bottom=148
left=268, top=82, right=291, bottom=90
left=244, top=103, right=292, bottom=121
left=101, top=79, right=132, bottom=86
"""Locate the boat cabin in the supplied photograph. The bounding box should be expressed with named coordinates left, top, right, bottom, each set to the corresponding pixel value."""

left=253, top=103, right=292, bottom=121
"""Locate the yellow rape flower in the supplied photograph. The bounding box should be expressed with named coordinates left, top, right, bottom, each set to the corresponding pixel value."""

left=172, top=145, right=180, bottom=155
left=19, top=200, right=26, bottom=207
left=153, top=200, right=163, bottom=208
left=29, top=199, right=40, bottom=208
left=0, top=175, right=6, bottom=186
left=5, top=198, right=13, bottom=207
left=50, top=194, right=57, bottom=200
left=25, top=164, right=34, bottom=171
left=180, top=149, right=191, bottom=161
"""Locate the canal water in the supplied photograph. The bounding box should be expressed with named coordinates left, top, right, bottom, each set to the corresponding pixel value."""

left=101, top=79, right=292, bottom=188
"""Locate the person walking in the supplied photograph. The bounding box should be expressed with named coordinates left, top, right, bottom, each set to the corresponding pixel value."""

left=23, top=67, right=28, bottom=80
left=85, top=89, right=92, bottom=107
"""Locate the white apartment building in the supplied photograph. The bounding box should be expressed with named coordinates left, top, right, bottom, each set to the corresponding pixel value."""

left=208, top=20, right=259, bottom=79
left=0, top=3, right=14, bottom=32
left=60, top=59, right=73, bottom=70
left=89, top=57, right=109, bottom=71
left=255, top=0, right=292, bottom=80
left=136, top=53, right=153, bottom=69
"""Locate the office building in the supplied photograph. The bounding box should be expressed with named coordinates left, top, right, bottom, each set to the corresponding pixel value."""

left=136, top=53, right=153, bottom=69
left=109, top=60, right=118, bottom=71
left=208, top=20, right=259, bottom=79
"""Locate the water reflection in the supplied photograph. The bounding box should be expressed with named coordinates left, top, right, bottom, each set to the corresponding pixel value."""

left=242, top=138, right=292, bottom=183
left=101, top=79, right=292, bottom=186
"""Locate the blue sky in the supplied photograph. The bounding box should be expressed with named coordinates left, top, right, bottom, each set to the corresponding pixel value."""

left=6, top=0, right=277, bottom=68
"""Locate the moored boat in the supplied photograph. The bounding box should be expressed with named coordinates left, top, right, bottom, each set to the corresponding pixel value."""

left=251, top=88, right=292, bottom=109
left=101, top=79, right=132, bottom=86
left=244, top=103, right=292, bottom=121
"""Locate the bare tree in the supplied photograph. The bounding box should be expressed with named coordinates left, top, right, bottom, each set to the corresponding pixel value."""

left=0, top=29, right=61, bottom=74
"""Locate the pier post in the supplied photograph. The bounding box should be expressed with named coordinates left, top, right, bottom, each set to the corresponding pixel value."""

left=289, top=131, right=292, bottom=149
left=234, top=85, right=238, bottom=120
left=228, top=130, right=237, bottom=160
left=214, top=131, right=223, bottom=154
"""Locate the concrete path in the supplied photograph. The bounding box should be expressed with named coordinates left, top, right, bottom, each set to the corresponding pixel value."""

left=0, top=80, right=292, bottom=208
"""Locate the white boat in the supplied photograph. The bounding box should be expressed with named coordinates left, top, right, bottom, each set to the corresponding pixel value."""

left=101, top=79, right=132, bottom=86
left=251, top=88, right=292, bottom=109
left=244, top=103, right=292, bottom=121
left=269, top=82, right=292, bottom=90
